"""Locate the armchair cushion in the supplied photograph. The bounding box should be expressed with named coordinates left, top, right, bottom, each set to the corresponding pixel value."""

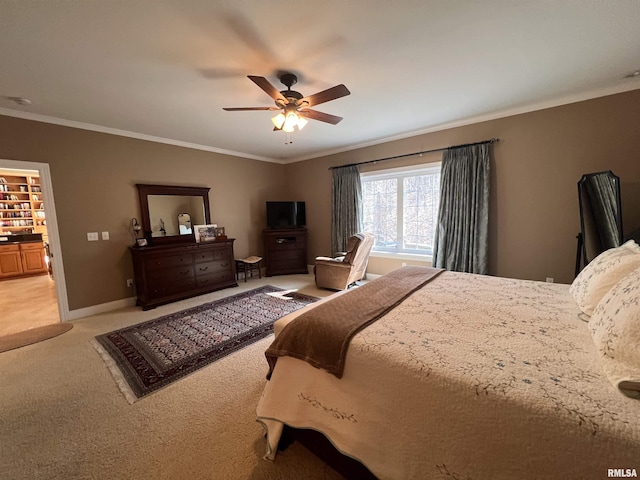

left=315, top=256, right=344, bottom=262
left=342, top=234, right=365, bottom=264
left=314, top=232, right=375, bottom=290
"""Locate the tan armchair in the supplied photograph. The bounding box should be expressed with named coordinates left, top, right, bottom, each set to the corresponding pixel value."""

left=314, top=232, right=375, bottom=290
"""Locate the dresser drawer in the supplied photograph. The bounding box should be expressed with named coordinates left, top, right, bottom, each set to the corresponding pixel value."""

left=194, top=249, right=215, bottom=263
left=265, top=236, right=305, bottom=251
left=19, top=242, right=43, bottom=251
left=0, top=244, right=19, bottom=253
left=269, top=249, right=306, bottom=261
left=196, top=270, right=234, bottom=288
left=212, top=246, right=232, bottom=260
left=146, top=253, right=193, bottom=271
left=268, top=259, right=307, bottom=270
left=147, top=265, right=195, bottom=285
left=194, top=260, right=232, bottom=276
left=195, top=244, right=232, bottom=262
left=148, top=277, right=197, bottom=300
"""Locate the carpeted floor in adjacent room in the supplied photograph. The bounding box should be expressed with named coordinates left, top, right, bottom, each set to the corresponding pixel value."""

left=0, top=274, right=347, bottom=480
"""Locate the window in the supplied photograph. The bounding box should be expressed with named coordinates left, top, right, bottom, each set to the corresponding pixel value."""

left=361, top=164, right=441, bottom=257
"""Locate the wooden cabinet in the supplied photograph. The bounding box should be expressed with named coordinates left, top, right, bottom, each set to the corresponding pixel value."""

left=0, top=244, right=23, bottom=277
left=0, top=241, right=47, bottom=278
left=130, top=239, right=237, bottom=310
left=263, top=228, right=308, bottom=276
left=0, top=173, right=47, bottom=239
left=20, top=242, right=47, bottom=274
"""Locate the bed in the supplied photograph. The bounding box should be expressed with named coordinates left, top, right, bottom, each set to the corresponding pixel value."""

left=256, top=250, right=640, bottom=479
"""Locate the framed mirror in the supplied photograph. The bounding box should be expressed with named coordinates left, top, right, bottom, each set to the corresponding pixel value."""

left=576, top=171, right=623, bottom=274
left=136, top=184, right=211, bottom=245
left=178, top=213, right=192, bottom=234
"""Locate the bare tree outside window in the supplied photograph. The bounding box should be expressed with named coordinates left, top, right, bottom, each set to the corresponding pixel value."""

left=362, top=166, right=440, bottom=256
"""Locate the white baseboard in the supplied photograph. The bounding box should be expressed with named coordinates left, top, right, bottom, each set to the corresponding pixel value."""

left=67, top=297, right=137, bottom=321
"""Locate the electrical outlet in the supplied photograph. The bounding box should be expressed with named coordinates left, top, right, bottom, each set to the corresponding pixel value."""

left=101, top=231, right=110, bottom=240
left=546, top=277, right=554, bottom=283
left=402, top=262, right=407, bottom=267
left=126, top=279, right=134, bottom=287
left=87, top=232, right=99, bottom=241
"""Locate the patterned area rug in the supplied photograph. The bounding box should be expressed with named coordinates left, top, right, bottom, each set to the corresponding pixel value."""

left=93, top=286, right=317, bottom=403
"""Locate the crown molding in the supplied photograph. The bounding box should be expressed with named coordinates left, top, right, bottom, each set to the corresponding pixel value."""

left=283, top=83, right=640, bottom=163
left=1, top=82, right=638, bottom=165
left=0, top=108, right=283, bottom=164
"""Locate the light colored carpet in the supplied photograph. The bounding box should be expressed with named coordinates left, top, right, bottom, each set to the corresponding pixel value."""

left=0, top=274, right=346, bottom=480
left=0, top=322, right=73, bottom=353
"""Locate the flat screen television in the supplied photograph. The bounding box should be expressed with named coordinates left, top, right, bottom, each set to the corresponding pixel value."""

left=266, top=201, right=306, bottom=229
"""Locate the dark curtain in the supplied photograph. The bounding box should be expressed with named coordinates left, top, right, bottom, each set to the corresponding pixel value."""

left=433, top=144, right=490, bottom=274
left=331, top=165, right=362, bottom=254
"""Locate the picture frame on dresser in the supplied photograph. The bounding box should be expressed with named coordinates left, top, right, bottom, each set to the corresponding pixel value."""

left=214, top=226, right=226, bottom=240
left=194, top=224, right=217, bottom=243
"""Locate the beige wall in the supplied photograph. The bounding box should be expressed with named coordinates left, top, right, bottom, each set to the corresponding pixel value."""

left=0, top=116, right=287, bottom=310
left=285, top=89, right=640, bottom=284
left=1, top=89, right=638, bottom=311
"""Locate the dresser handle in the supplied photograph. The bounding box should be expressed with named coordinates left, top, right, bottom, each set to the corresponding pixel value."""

left=180, top=269, right=190, bottom=275
left=199, top=266, right=208, bottom=271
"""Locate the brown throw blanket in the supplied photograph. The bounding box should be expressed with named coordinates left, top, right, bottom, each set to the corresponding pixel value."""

left=265, top=266, right=444, bottom=379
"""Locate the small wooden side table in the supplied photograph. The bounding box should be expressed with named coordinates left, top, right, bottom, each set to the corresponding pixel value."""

left=235, top=256, right=263, bottom=282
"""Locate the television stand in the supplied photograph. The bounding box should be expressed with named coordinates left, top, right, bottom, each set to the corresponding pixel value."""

left=263, top=228, right=308, bottom=276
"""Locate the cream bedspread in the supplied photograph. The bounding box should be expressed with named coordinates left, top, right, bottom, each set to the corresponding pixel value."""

left=266, top=266, right=443, bottom=379
left=256, top=271, right=640, bottom=479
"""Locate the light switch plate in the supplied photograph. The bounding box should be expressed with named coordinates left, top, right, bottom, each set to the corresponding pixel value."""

left=101, top=231, right=109, bottom=240
left=87, top=232, right=99, bottom=241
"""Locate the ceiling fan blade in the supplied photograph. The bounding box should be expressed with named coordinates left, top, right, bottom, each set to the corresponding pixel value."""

left=223, top=107, right=281, bottom=111
left=199, top=67, right=248, bottom=79
left=299, top=109, right=343, bottom=125
left=299, top=84, right=350, bottom=108
left=248, top=75, right=287, bottom=103
left=222, top=13, right=279, bottom=68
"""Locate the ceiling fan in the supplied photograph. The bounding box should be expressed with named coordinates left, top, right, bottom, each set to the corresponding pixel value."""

left=223, top=73, right=350, bottom=132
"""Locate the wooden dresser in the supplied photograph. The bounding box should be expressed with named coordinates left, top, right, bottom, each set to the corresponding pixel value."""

left=263, top=228, right=308, bottom=276
left=130, top=239, right=237, bottom=310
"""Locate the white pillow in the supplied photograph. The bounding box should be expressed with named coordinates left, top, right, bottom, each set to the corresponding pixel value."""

left=570, top=240, right=640, bottom=316
left=588, top=267, right=640, bottom=399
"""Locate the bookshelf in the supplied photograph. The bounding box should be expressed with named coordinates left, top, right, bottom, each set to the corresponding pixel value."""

left=0, top=173, right=47, bottom=240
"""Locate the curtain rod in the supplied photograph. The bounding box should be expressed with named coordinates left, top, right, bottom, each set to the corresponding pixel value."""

left=328, top=137, right=500, bottom=170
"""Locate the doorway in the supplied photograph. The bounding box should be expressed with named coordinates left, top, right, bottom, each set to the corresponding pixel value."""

left=0, top=159, right=69, bottom=337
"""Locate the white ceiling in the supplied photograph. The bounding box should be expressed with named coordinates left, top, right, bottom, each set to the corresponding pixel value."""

left=1, top=1, right=639, bottom=163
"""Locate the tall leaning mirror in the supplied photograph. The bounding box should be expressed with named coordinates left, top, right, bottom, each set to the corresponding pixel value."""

left=576, top=171, right=623, bottom=275
left=137, top=184, right=211, bottom=245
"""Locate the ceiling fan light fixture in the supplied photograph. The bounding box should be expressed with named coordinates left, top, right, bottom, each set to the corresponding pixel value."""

left=271, top=113, right=285, bottom=129
left=282, top=112, right=299, bottom=132
left=297, top=116, right=308, bottom=130
left=224, top=73, right=350, bottom=132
